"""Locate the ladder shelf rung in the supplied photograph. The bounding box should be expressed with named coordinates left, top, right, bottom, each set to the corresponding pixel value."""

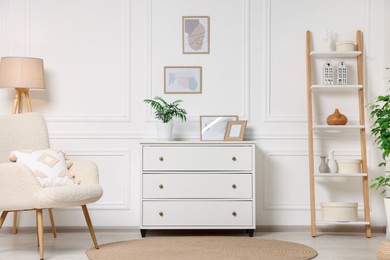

left=312, top=85, right=363, bottom=90
left=316, top=220, right=370, bottom=225
left=310, top=51, right=362, bottom=58
left=314, top=173, right=367, bottom=177
left=313, top=125, right=365, bottom=130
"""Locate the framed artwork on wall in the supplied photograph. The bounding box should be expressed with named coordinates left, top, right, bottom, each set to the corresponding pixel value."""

left=200, top=115, right=238, bottom=141
left=224, top=120, right=247, bottom=141
left=164, top=66, right=202, bottom=94
left=182, top=16, right=210, bottom=54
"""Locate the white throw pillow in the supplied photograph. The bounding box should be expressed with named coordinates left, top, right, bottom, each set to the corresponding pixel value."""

left=9, top=149, right=75, bottom=187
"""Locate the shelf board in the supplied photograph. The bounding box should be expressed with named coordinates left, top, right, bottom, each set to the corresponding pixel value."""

left=312, top=85, right=363, bottom=90
left=316, top=221, right=370, bottom=225
left=314, top=173, right=367, bottom=177
left=310, top=51, right=362, bottom=58
left=313, top=125, right=365, bottom=130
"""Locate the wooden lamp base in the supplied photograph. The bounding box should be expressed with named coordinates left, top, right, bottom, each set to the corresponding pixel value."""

left=12, top=88, right=32, bottom=114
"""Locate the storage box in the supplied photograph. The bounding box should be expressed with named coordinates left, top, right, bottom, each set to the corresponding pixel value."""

left=336, top=41, right=355, bottom=52
left=321, top=202, right=358, bottom=221
left=336, top=159, right=362, bottom=173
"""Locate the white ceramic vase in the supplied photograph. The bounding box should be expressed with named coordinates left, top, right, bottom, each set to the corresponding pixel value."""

left=156, top=122, right=173, bottom=141
left=327, top=150, right=338, bottom=173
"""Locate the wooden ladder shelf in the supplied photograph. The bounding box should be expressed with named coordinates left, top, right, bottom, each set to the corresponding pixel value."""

left=306, top=30, right=371, bottom=238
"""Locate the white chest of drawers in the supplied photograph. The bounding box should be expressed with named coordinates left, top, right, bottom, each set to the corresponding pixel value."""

left=140, top=141, right=256, bottom=237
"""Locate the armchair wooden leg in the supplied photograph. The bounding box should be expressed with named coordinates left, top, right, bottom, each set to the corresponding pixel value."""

left=13, top=209, right=57, bottom=238
left=36, top=212, right=39, bottom=247
left=0, top=211, right=8, bottom=230
left=81, top=205, right=99, bottom=249
left=13, top=211, right=18, bottom=234
left=48, top=209, right=57, bottom=238
left=36, top=209, right=44, bottom=260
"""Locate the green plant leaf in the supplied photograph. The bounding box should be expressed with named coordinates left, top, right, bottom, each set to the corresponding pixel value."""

left=144, top=96, right=187, bottom=123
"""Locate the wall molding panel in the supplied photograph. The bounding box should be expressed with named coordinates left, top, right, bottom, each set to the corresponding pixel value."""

left=28, top=0, right=132, bottom=123
left=263, top=151, right=310, bottom=211
left=66, top=148, right=132, bottom=210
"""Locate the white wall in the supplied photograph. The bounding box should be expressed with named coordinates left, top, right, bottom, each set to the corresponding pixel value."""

left=0, top=0, right=387, bottom=229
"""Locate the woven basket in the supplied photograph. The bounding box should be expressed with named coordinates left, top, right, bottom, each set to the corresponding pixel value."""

left=377, top=241, right=390, bottom=260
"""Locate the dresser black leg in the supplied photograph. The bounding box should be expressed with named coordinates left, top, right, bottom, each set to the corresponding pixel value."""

left=246, top=229, right=254, bottom=237
left=140, top=229, right=147, bottom=237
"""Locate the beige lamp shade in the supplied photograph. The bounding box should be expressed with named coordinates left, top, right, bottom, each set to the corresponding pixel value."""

left=0, top=57, right=45, bottom=90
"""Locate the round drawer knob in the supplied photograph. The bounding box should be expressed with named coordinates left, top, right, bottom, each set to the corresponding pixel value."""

left=232, top=184, right=237, bottom=189
left=159, top=184, right=164, bottom=189
left=232, top=212, right=237, bottom=217
left=159, top=156, right=164, bottom=161
left=232, top=156, right=237, bottom=161
left=159, top=212, right=164, bottom=217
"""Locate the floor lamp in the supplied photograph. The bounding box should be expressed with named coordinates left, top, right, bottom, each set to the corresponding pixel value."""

left=0, top=57, right=56, bottom=237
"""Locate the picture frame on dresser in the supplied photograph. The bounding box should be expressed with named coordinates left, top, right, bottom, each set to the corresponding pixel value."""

left=200, top=115, right=238, bottom=141
left=224, top=120, right=247, bottom=141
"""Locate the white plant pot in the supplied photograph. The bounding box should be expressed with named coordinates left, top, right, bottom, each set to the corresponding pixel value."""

left=156, top=122, right=173, bottom=141
left=385, top=197, right=390, bottom=240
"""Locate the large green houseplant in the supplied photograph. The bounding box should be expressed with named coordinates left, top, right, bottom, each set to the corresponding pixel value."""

left=369, top=69, right=390, bottom=240
left=370, top=77, right=390, bottom=195
left=144, top=96, right=187, bottom=140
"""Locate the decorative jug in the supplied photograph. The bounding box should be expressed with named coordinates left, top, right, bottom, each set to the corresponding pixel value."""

left=319, top=155, right=330, bottom=173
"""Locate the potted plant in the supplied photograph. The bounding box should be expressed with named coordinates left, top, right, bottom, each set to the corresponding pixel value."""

left=369, top=93, right=390, bottom=194
left=369, top=68, right=390, bottom=239
left=144, top=96, right=187, bottom=140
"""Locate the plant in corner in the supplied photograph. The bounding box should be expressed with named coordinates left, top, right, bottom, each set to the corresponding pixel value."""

left=144, top=96, right=187, bottom=140
left=369, top=69, right=390, bottom=195
left=369, top=68, right=390, bottom=240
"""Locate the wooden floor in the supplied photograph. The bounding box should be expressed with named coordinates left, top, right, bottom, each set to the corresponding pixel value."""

left=0, top=228, right=385, bottom=259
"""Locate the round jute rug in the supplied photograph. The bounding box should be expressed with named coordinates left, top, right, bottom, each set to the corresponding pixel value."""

left=86, top=236, right=318, bottom=260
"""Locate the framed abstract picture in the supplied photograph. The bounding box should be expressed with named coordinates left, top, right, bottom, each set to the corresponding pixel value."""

left=164, top=66, right=202, bottom=94
left=200, top=115, right=238, bottom=141
left=182, top=16, right=210, bottom=54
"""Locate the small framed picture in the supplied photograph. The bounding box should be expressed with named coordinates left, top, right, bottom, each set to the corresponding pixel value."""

left=200, top=115, right=238, bottom=141
left=164, top=66, right=202, bottom=94
left=224, top=120, right=247, bottom=141
left=182, top=16, right=210, bottom=54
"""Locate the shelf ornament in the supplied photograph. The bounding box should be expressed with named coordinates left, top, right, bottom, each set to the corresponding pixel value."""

left=319, top=155, right=330, bottom=173
left=327, top=150, right=338, bottom=173
left=337, top=60, right=347, bottom=85
left=326, top=108, right=348, bottom=125
left=323, top=60, right=334, bottom=85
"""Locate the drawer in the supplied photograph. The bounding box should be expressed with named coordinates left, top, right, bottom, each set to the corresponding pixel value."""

left=143, top=174, right=252, bottom=199
left=143, top=201, right=252, bottom=226
left=142, top=146, right=252, bottom=171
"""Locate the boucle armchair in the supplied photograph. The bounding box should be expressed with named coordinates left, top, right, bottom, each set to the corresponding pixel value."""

left=0, top=112, right=103, bottom=260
